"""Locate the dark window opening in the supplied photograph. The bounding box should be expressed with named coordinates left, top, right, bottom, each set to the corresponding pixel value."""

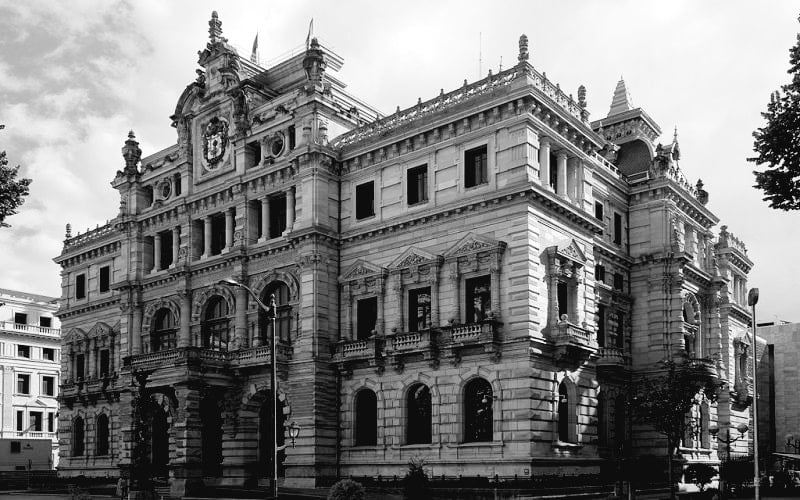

left=10, top=441, right=20, bottom=454
left=259, top=281, right=292, bottom=344
left=549, top=152, right=558, bottom=190
left=407, top=384, right=432, bottom=444
left=464, top=378, right=493, bottom=442
left=202, top=296, right=230, bottom=351
left=245, top=140, right=261, bottom=168
left=288, top=125, right=296, bottom=150
left=76, top=354, right=85, bottom=380
left=47, top=413, right=54, bottom=433
left=201, top=398, right=223, bottom=475
left=356, top=297, right=378, bottom=340
left=407, top=164, right=428, bottom=205
left=408, top=287, right=431, bottom=332
left=17, top=345, right=30, bottom=358
left=355, top=390, right=377, bottom=446
left=558, top=382, right=570, bottom=442
left=76, top=274, right=86, bottom=299
left=173, top=173, right=182, bottom=196
left=152, top=308, right=177, bottom=352
left=73, top=417, right=85, bottom=456
left=42, top=376, right=54, bottom=396
left=159, top=230, right=173, bottom=269
left=594, top=201, right=604, bottom=221
left=355, top=182, right=375, bottom=220
left=99, top=349, right=110, bottom=376
left=598, top=391, right=607, bottom=446
left=466, top=275, right=491, bottom=323
left=39, top=316, right=52, bottom=328
left=192, top=219, right=204, bottom=260
left=258, top=394, right=287, bottom=478
left=17, top=374, right=29, bottom=394
left=99, top=266, right=110, bottom=292
left=30, top=412, right=42, bottom=432
left=613, top=212, right=622, bottom=245
left=42, top=348, right=55, bottom=361
left=595, top=265, right=605, bottom=283
left=16, top=411, right=23, bottom=432
left=616, top=312, right=625, bottom=349
left=597, top=304, right=606, bottom=347
left=14, top=313, right=27, bottom=325
left=557, top=282, right=569, bottom=319
left=613, top=272, right=624, bottom=291
left=143, top=185, right=154, bottom=207
left=96, top=414, right=109, bottom=456
left=464, top=145, right=488, bottom=188
left=210, top=213, right=226, bottom=256
left=269, top=195, right=287, bottom=239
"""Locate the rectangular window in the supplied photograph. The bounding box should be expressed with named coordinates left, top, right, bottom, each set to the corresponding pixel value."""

left=30, top=412, right=42, bottom=432
left=14, top=313, right=27, bottom=325
left=210, top=212, right=226, bottom=255
left=10, top=441, right=20, bottom=454
left=465, top=275, right=491, bottom=323
left=245, top=140, right=261, bottom=168
left=269, top=195, right=287, bottom=238
left=355, top=181, right=375, bottom=220
left=613, top=272, right=624, bottom=291
left=99, top=349, right=110, bottom=377
left=595, top=264, right=605, bottom=283
left=288, top=125, right=296, bottom=150
left=17, top=345, right=30, bottom=358
left=356, top=297, right=378, bottom=340
left=76, top=354, right=85, bottom=380
left=39, top=317, right=52, bottom=328
left=407, top=164, right=428, bottom=205
left=613, top=212, right=622, bottom=245
left=76, top=274, right=86, bottom=299
left=42, top=376, right=54, bottom=396
left=42, top=348, right=55, bottom=361
left=597, top=304, right=606, bottom=347
left=99, top=265, right=110, bottom=292
left=17, top=374, right=30, bottom=395
left=16, top=411, right=23, bottom=432
left=549, top=152, right=558, bottom=190
left=464, top=145, right=488, bottom=188
left=47, top=413, right=54, bottom=433
left=557, top=282, right=569, bottom=320
left=159, top=230, right=173, bottom=269
left=594, top=201, right=604, bottom=221
left=173, top=173, right=182, bottom=196
left=408, top=287, right=431, bottom=332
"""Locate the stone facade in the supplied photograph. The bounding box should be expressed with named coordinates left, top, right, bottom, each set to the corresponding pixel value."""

left=54, top=12, right=759, bottom=494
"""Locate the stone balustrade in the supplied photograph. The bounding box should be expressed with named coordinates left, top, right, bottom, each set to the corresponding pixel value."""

left=0, top=321, right=61, bottom=338
left=596, top=347, right=628, bottom=369
left=128, top=345, right=293, bottom=371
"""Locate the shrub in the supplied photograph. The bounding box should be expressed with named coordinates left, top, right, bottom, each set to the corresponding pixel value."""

left=327, top=479, right=366, bottom=500
left=404, top=457, right=431, bottom=500
left=684, top=463, right=717, bottom=492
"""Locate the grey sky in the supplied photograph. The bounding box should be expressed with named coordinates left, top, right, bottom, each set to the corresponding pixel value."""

left=0, top=0, right=797, bottom=321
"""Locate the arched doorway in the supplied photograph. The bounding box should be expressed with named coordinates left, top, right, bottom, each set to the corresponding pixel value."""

left=151, top=408, right=169, bottom=478
left=258, top=392, right=286, bottom=478
left=201, top=396, right=223, bottom=476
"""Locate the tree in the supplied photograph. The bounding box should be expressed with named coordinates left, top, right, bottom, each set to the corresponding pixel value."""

left=750, top=15, right=800, bottom=210
left=629, top=359, right=724, bottom=499
left=0, top=125, right=32, bottom=227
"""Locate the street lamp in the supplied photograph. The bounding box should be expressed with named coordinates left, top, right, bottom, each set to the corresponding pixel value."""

left=710, top=422, right=749, bottom=498
left=219, top=278, right=293, bottom=499
left=748, top=287, right=760, bottom=500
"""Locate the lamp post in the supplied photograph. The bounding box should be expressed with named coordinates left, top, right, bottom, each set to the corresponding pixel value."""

left=219, top=278, right=299, bottom=499
left=748, top=287, right=760, bottom=500
left=710, top=423, right=748, bottom=498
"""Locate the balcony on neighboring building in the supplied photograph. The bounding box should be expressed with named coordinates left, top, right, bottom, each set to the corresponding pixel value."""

left=596, top=346, right=629, bottom=371
left=0, top=321, right=61, bottom=339
left=552, top=318, right=597, bottom=360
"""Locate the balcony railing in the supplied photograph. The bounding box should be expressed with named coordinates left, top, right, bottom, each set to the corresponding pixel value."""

left=0, top=431, right=57, bottom=440
left=0, top=321, right=61, bottom=337
left=552, top=320, right=597, bottom=359
left=385, top=330, right=436, bottom=354
left=441, top=321, right=498, bottom=346
left=596, top=347, right=629, bottom=369
left=129, top=345, right=292, bottom=371
left=333, top=337, right=382, bottom=363
left=688, top=357, right=718, bottom=381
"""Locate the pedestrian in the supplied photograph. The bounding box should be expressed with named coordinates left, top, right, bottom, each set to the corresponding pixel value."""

left=116, top=476, right=128, bottom=499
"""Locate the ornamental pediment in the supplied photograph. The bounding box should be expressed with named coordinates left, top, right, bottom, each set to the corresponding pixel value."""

left=549, top=238, right=586, bottom=265
left=88, top=322, right=113, bottom=338
left=388, top=247, right=441, bottom=270
left=63, top=328, right=87, bottom=343
left=444, top=232, right=506, bottom=259
left=339, top=260, right=386, bottom=282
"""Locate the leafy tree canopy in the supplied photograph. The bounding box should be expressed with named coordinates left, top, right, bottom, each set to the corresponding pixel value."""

left=751, top=16, right=800, bottom=210
left=0, top=125, right=32, bottom=228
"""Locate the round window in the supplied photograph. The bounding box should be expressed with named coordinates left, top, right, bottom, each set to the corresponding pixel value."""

left=271, top=133, right=285, bottom=156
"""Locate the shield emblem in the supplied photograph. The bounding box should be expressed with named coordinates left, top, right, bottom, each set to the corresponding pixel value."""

left=203, top=117, right=229, bottom=167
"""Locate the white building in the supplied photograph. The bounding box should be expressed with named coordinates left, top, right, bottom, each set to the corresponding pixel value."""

left=0, top=288, right=61, bottom=470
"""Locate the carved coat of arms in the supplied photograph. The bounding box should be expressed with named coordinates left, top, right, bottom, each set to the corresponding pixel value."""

left=202, top=117, right=229, bottom=167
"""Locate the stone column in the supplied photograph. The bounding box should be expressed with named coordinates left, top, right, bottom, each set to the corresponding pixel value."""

left=131, top=303, right=143, bottom=356
left=203, top=216, right=212, bottom=258
left=376, top=278, right=385, bottom=335
left=539, top=138, right=551, bottom=190
left=430, top=273, right=440, bottom=327
left=556, top=152, right=568, bottom=197
left=179, top=291, right=191, bottom=348
left=343, top=285, right=353, bottom=341
left=172, top=227, right=180, bottom=265
left=576, top=160, right=585, bottom=207
left=234, top=286, right=248, bottom=349
left=394, top=274, right=404, bottom=333
left=224, top=208, right=234, bottom=251
left=153, top=233, right=162, bottom=273
left=286, top=187, right=296, bottom=233
left=88, top=338, right=96, bottom=377
left=490, top=261, right=501, bottom=321
left=449, top=263, right=460, bottom=324
left=260, top=197, right=270, bottom=241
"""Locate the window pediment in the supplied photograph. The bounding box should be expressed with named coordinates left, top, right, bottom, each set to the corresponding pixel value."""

left=339, top=260, right=386, bottom=283
left=548, top=239, right=586, bottom=266
left=388, top=247, right=442, bottom=270
left=87, top=322, right=113, bottom=339
left=64, top=328, right=87, bottom=344
left=444, top=232, right=506, bottom=259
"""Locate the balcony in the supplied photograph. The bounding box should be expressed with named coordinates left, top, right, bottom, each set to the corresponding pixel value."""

left=552, top=320, right=597, bottom=360
left=333, top=337, right=383, bottom=375
left=384, top=330, right=438, bottom=370
left=687, top=357, right=719, bottom=382
left=596, top=347, right=629, bottom=371
left=0, top=321, right=61, bottom=338
left=128, top=345, right=293, bottom=372
left=440, top=320, right=500, bottom=363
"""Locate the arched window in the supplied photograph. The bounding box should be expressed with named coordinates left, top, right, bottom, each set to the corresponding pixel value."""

left=464, top=378, right=492, bottom=443
left=151, top=308, right=177, bottom=352
left=72, top=417, right=85, bottom=456
left=355, top=389, right=377, bottom=446
left=597, top=391, right=607, bottom=446
left=259, top=282, right=292, bottom=344
left=558, top=382, right=570, bottom=442
left=407, top=384, right=431, bottom=444
left=96, top=414, right=109, bottom=456
left=202, top=296, right=230, bottom=351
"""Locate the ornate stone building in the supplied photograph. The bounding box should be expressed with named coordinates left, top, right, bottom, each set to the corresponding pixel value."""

left=54, top=12, right=758, bottom=496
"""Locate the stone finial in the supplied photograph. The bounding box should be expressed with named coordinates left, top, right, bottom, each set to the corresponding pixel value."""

left=578, top=85, right=587, bottom=108
left=518, top=34, right=529, bottom=62
left=122, top=130, right=142, bottom=175
left=65, top=223, right=72, bottom=239
left=208, top=11, right=223, bottom=43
